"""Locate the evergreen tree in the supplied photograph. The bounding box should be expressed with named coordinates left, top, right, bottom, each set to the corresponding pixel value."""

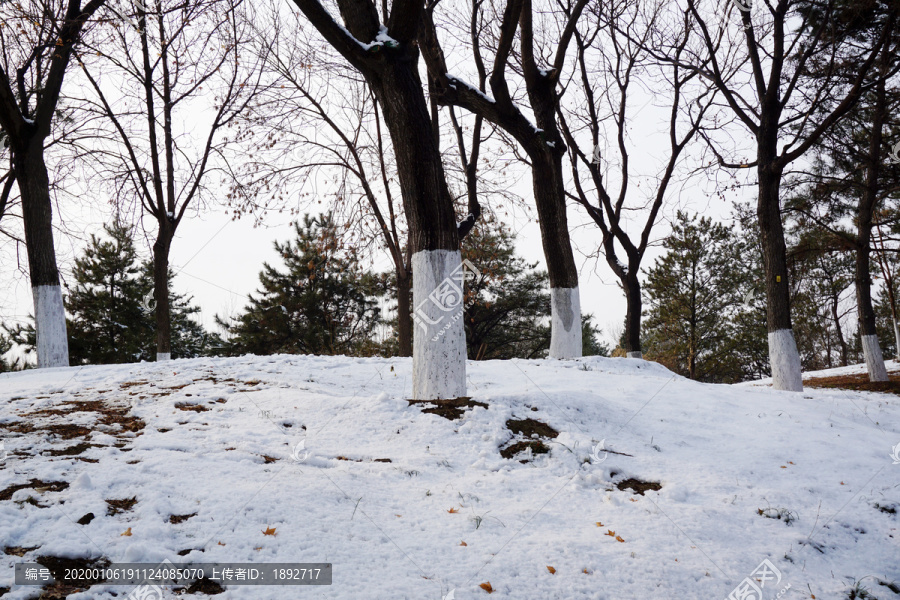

left=66, top=221, right=149, bottom=364
left=642, top=212, right=748, bottom=382
left=217, top=214, right=382, bottom=356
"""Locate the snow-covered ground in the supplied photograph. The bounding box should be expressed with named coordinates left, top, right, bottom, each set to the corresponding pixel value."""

left=0, top=355, right=898, bottom=599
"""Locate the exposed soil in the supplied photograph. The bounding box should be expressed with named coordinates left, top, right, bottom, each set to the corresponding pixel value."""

left=174, top=402, right=209, bottom=412
left=105, top=496, right=137, bottom=516
left=45, top=443, right=98, bottom=457
left=169, top=512, right=197, bottom=524
left=407, top=397, right=488, bottom=420
left=499, top=440, right=550, bottom=461
left=804, top=371, right=900, bottom=395
left=616, top=478, right=662, bottom=496
left=179, top=577, right=225, bottom=595
left=506, top=418, right=559, bottom=439
left=0, top=480, right=69, bottom=502
left=76, top=513, right=94, bottom=525
left=4, top=546, right=39, bottom=557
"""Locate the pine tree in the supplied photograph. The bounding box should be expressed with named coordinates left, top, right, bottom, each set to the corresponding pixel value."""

left=643, top=212, right=748, bottom=382
left=66, top=221, right=149, bottom=364
left=217, top=214, right=382, bottom=356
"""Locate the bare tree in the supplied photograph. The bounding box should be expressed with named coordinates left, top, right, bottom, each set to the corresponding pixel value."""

left=421, top=0, right=589, bottom=359
left=75, top=0, right=261, bottom=360
left=287, top=0, right=476, bottom=399
left=0, top=0, right=106, bottom=367
left=557, top=0, right=717, bottom=359
left=667, top=0, right=897, bottom=390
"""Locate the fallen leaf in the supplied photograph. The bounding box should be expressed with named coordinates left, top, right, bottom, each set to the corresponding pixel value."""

left=479, top=582, right=493, bottom=593
left=788, top=461, right=795, bottom=465
left=629, top=498, right=638, bottom=502
left=254, top=546, right=262, bottom=551
left=263, top=526, right=277, bottom=536
left=395, top=514, right=402, bottom=517
left=547, top=566, right=556, bottom=574
left=582, top=568, right=591, bottom=574
left=615, top=535, right=625, bottom=543
left=605, top=530, right=616, bottom=537
left=217, top=542, right=226, bottom=546
left=121, top=528, right=132, bottom=537
left=780, top=466, right=787, bottom=469
left=448, top=508, right=459, bottom=514
left=460, top=541, right=467, bottom=546
left=595, top=522, right=603, bottom=527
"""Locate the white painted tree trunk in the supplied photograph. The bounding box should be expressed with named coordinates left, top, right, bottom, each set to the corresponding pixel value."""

left=626, top=351, right=643, bottom=359
left=549, top=286, right=582, bottom=359
left=411, top=250, right=467, bottom=400
left=861, top=334, right=889, bottom=382
left=32, top=285, right=69, bottom=368
left=768, top=329, right=803, bottom=391
left=157, top=353, right=171, bottom=362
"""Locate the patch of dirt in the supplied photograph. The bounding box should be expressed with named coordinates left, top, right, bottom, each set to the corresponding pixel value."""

left=45, top=442, right=98, bottom=457
left=334, top=456, right=392, bottom=463
left=499, top=440, right=550, bottom=461
left=804, top=371, right=900, bottom=395
left=0, top=480, right=69, bottom=502
left=4, top=546, right=39, bottom=557
left=874, top=502, right=897, bottom=515
left=169, top=513, right=197, bottom=524
left=77, top=513, right=94, bottom=525
left=0, top=586, right=8, bottom=596
left=174, top=402, right=209, bottom=412
left=407, top=397, right=488, bottom=420
left=261, top=455, right=278, bottom=464
left=616, top=478, right=662, bottom=496
left=177, top=577, right=225, bottom=595
left=105, top=496, right=137, bottom=516
left=506, top=418, right=559, bottom=439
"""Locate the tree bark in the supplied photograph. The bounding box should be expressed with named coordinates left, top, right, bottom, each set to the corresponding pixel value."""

left=623, top=273, right=642, bottom=359
left=15, top=139, right=69, bottom=367
left=396, top=268, right=412, bottom=357
left=153, top=224, right=173, bottom=361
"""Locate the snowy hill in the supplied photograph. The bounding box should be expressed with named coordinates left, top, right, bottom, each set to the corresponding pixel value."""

left=1, top=355, right=898, bottom=599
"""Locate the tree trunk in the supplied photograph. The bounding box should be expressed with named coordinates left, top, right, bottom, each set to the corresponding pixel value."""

left=856, top=64, right=889, bottom=382
left=370, top=54, right=464, bottom=400
left=396, top=269, right=412, bottom=357
left=531, top=150, right=582, bottom=359
left=623, top=273, right=642, bottom=359
left=153, top=225, right=173, bottom=361
left=757, top=163, right=803, bottom=391
left=14, top=140, right=69, bottom=368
